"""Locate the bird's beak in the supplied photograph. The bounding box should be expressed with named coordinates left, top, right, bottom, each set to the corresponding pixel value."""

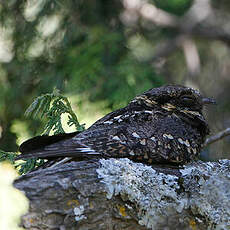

left=202, top=97, right=216, bottom=105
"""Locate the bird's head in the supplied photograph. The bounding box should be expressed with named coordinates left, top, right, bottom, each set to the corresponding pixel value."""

left=131, top=85, right=216, bottom=134
left=132, top=85, right=215, bottom=112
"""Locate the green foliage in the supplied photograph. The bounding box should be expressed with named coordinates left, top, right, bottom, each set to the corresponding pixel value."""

left=25, top=88, right=85, bottom=135
left=0, top=149, right=17, bottom=164
left=16, top=158, right=45, bottom=175
left=65, top=28, right=164, bottom=109
left=0, top=0, right=165, bottom=173
left=0, top=90, right=84, bottom=174
left=0, top=0, right=167, bottom=152
left=0, top=147, right=43, bottom=175
left=154, top=0, right=193, bottom=15
left=0, top=149, right=44, bottom=174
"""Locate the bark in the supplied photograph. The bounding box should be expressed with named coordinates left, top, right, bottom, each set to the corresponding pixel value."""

left=14, top=158, right=230, bottom=230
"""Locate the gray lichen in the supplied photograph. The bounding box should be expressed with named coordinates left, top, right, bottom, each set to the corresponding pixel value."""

left=181, top=160, right=230, bottom=229
left=74, top=205, right=87, bottom=221
left=14, top=158, right=230, bottom=230
left=96, top=158, right=230, bottom=230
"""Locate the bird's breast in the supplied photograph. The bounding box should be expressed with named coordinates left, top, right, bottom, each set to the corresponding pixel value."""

left=124, top=112, right=204, bottom=163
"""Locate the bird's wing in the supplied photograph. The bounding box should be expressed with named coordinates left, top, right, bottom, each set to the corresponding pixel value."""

left=16, top=131, right=98, bottom=160
left=16, top=127, right=131, bottom=160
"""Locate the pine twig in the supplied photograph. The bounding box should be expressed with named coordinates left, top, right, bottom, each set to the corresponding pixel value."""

left=0, top=150, right=17, bottom=164
left=25, top=88, right=85, bottom=135
left=204, top=128, right=230, bottom=147
left=8, top=89, right=85, bottom=174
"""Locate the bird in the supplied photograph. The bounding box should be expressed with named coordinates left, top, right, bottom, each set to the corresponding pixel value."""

left=16, top=85, right=216, bottom=165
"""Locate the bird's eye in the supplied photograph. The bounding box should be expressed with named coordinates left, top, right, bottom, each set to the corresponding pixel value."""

left=180, top=95, right=195, bottom=105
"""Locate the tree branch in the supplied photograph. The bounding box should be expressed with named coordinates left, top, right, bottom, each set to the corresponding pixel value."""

left=129, top=0, right=230, bottom=63
left=204, top=127, right=230, bottom=147
left=14, top=158, right=230, bottom=230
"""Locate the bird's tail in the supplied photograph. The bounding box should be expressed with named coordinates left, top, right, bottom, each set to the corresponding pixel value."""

left=16, top=131, right=82, bottom=160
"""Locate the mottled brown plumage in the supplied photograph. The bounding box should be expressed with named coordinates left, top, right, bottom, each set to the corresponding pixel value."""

left=17, top=85, right=215, bottom=164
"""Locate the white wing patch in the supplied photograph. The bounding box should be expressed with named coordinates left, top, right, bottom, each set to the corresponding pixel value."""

left=49, top=157, right=73, bottom=168
left=76, top=147, right=100, bottom=154
left=144, top=110, right=153, bottom=114
left=132, top=132, right=140, bottom=138
left=104, top=121, right=113, bottom=124
left=112, top=136, right=121, bottom=141
left=113, top=115, right=122, bottom=120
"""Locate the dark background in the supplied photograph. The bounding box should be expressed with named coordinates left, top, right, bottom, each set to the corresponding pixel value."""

left=0, top=0, right=230, bottom=160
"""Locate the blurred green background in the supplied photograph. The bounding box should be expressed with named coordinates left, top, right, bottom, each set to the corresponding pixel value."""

left=1, top=0, right=230, bottom=160
left=1, top=1, right=230, bottom=229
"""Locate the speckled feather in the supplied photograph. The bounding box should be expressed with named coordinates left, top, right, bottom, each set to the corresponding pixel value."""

left=17, top=85, right=215, bottom=164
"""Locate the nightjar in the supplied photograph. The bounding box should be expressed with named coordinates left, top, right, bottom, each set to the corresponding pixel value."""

left=17, top=85, right=215, bottom=164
